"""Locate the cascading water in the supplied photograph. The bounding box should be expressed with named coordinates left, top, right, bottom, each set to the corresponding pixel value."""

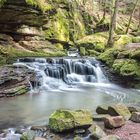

left=14, top=57, right=108, bottom=91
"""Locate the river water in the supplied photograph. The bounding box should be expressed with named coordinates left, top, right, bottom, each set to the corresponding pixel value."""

left=0, top=57, right=140, bottom=129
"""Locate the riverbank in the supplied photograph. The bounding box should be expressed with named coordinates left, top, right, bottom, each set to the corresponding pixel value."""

left=1, top=104, right=140, bottom=140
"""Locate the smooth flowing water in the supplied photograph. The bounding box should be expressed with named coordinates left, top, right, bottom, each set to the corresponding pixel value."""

left=0, top=57, right=140, bottom=129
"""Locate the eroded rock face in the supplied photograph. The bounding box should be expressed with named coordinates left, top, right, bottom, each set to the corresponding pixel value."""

left=49, top=110, right=93, bottom=132
left=0, top=65, right=35, bottom=97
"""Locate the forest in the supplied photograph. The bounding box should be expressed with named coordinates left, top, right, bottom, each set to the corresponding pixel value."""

left=0, top=0, right=140, bottom=140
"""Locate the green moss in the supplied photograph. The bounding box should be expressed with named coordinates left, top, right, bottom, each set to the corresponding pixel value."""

left=88, top=50, right=100, bottom=57
left=25, top=0, right=52, bottom=12
left=112, top=59, right=140, bottom=77
left=98, top=48, right=119, bottom=67
left=0, top=46, right=66, bottom=65
left=130, top=49, right=140, bottom=60
left=79, top=47, right=86, bottom=56
left=114, top=35, right=133, bottom=48
left=132, top=37, right=140, bottom=43
left=0, top=0, right=6, bottom=7
left=49, top=110, right=92, bottom=132
left=45, top=8, right=69, bottom=42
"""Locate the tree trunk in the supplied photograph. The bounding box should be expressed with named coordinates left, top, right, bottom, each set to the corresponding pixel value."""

left=107, top=0, right=119, bottom=47
left=126, top=0, right=139, bottom=34
left=138, top=4, right=140, bottom=29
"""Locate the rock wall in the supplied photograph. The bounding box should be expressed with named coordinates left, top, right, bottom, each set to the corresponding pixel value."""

left=0, top=0, right=95, bottom=62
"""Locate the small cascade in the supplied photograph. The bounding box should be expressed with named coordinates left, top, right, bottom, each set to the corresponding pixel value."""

left=15, top=57, right=108, bottom=91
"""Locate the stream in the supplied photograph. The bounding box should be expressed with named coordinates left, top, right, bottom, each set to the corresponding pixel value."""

left=0, top=57, right=140, bottom=129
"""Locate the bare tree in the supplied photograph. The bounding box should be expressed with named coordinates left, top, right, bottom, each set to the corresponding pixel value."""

left=107, top=0, right=119, bottom=47
left=126, top=0, right=139, bottom=34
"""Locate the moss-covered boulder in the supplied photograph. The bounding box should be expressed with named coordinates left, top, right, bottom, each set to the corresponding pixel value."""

left=108, top=104, right=131, bottom=121
left=112, top=59, right=140, bottom=77
left=76, top=32, right=108, bottom=53
left=114, top=35, right=133, bottom=48
left=98, top=48, right=119, bottom=67
left=49, top=110, right=92, bottom=132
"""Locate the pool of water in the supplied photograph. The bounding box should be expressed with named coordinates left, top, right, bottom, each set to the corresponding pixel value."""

left=0, top=82, right=140, bottom=129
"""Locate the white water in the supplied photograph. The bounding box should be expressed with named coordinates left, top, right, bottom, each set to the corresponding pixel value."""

left=1, top=57, right=140, bottom=140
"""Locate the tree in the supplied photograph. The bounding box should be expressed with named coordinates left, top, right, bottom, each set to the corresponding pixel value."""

left=107, top=0, right=119, bottom=47
left=126, top=0, right=139, bottom=34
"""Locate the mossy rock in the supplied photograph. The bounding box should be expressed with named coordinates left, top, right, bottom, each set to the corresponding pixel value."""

left=130, top=48, right=140, bottom=60
left=98, top=48, right=119, bottom=67
left=76, top=32, right=108, bottom=52
left=108, top=104, right=131, bottom=121
left=114, top=35, right=133, bottom=48
left=79, top=47, right=86, bottom=56
left=132, top=36, right=140, bottom=43
left=49, top=110, right=92, bottom=132
left=112, top=59, right=140, bottom=77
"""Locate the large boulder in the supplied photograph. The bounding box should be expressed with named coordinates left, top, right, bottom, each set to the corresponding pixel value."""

left=130, top=112, right=140, bottom=123
left=88, top=123, right=107, bottom=140
left=108, top=104, right=131, bottom=120
left=104, top=116, right=125, bottom=129
left=49, top=110, right=93, bottom=132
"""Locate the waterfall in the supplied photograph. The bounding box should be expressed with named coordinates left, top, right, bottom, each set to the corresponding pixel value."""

left=14, top=57, right=108, bottom=91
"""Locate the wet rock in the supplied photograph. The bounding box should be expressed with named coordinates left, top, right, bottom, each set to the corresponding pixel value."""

left=108, top=104, right=131, bottom=120
left=88, top=123, right=106, bottom=139
left=0, top=66, right=35, bottom=98
left=99, top=135, right=121, bottom=140
left=104, top=116, right=125, bottom=129
left=96, top=105, right=108, bottom=114
left=74, top=129, right=85, bottom=134
left=31, top=125, right=48, bottom=131
left=49, top=110, right=92, bottom=132
left=21, top=130, right=36, bottom=140
left=93, top=114, right=111, bottom=121
left=131, top=112, right=140, bottom=123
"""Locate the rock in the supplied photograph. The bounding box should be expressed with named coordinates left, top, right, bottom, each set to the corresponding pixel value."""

left=31, top=125, right=47, bottom=131
left=93, top=114, right=111, bottom=121
left=104, top=116, right=125, bottom=129
left=33, top=137, right=46, bottom=140
left=99, top=135, right=121, bottom=140
left=128, top=106, right=140, bottom=113
left=49, top=110, right=92, bottom=132
left=21, top=130, right=36, bottom=140
left=74, top=129, right=85, bottom=134
left=131, top=112, right=140, bottom=123
left=108, top=104, right=131, bottom=120
left=96, top=105, right=108, bottom=114
left=88, top=123, right=107, bottom=140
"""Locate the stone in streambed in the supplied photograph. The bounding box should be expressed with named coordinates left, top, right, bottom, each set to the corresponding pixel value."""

left=108, top=104, right=131, bottom=120
left=88, top=123, right=106, bottom=139
left=96, top=105, right=108, bottom=114
left=131, top=112, right=140, bottom=123
left=93, top=114, right=110, bottom=121
left=49, top=110, right=92, bottom=132
left=99, top=135, right=121, bottom=140
left=104, top=116, right=125, bottom=129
